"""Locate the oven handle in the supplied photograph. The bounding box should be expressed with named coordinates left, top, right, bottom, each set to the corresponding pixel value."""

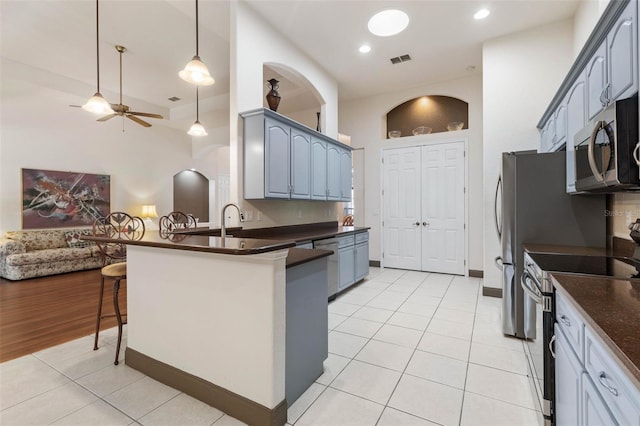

left=521, top=271, right=543, bottom=305
left=633, top=141, right=640, bottom=166
left=587, top=121, right=606, bottom=182
left=549, top=334, right=556, bottom=359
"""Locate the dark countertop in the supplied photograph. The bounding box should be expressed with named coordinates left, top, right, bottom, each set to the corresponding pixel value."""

left=551, top=273, right=640, bottom=388
left=84, top=232, right=296, bottom=255
left=185, top=221, right=369, bottom=244
left=286, top=248, right=333, bottom=268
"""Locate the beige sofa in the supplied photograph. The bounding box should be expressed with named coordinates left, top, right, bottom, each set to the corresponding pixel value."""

left=0, top=229, right=103, bottom=280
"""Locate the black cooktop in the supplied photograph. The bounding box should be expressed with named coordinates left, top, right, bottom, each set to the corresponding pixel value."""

left=527, top=253, right=640, bottom=279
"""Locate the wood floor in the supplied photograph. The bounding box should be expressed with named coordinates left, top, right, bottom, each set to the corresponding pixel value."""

left=0, top=269, right=125, bottom=362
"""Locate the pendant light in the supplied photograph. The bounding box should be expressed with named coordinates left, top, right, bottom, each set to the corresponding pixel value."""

left=179, top=0, right=214, bottom=86
left=82, top=0, right=114, bottom=115
left=188, top=86, right=207, bottom=136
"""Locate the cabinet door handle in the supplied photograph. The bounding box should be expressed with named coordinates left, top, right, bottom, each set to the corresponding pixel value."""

left=604, top=83, right=611, bottom=105
left=549, top=335, right=556, bottom=359
left=598, top=372, right=619, bottom=396
left=599, top=85, right=607, bottom=107
left=559, top=315, right=571, bottom=327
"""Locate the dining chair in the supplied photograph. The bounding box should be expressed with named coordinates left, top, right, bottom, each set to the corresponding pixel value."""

left=92, top=212, right=145, bottom=365
left=158, top=211, right=197, bottom=238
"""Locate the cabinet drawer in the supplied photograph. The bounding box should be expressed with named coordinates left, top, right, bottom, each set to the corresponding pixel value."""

left=337, top=235, right=355, bottom=248
left=355, top=232, right=369, bottom=244
left=556, top=292, right=584, bottom=360
left=584, top=327, right=640, bottom=426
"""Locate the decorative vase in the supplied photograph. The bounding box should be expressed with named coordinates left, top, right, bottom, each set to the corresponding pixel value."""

left=266, top=79, right=281, bottom=112
left=316, top=112, right=321, bottom=132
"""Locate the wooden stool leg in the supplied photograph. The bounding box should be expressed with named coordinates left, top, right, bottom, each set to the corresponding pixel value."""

left=113, top=277, right=124, bottom=365
left=94, top=276, right=106, bottom=350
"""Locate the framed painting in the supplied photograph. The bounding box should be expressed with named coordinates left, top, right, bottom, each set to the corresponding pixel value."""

left=21, top=168, right=110, bottom=229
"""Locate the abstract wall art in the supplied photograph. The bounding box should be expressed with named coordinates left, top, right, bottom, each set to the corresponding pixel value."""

left=21, top=168, right=110, bottom=229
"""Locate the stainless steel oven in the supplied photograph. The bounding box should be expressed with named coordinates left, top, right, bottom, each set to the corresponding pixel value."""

left=522, top=251, right=640, bottom=425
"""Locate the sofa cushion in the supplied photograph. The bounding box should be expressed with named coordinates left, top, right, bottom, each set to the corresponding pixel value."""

left=5, top=246, right=99, bottom=266
left=64, top=230, right=94, bottom=249
left=4, top=230, right=69, bottom=251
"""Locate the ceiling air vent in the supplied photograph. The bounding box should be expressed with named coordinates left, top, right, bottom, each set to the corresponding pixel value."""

left=168, top=96, right=181, bottom=102
left=390, top=54, right=412, bottom=64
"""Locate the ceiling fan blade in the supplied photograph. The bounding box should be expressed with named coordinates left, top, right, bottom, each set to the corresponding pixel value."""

left=127, top=114, right=151, bottom=127
left=97, top=114, right=117, bottom=122
left=69, top=105, right=82, bottom=108
left=129, top=111, right=164, bottom=119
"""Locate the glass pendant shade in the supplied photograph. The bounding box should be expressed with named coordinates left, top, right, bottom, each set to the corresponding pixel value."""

left=188, top=120, right=208, bottom=136
left=82, top=92, right=114, bottom=114
left=179, top=55, right=214, bottom=86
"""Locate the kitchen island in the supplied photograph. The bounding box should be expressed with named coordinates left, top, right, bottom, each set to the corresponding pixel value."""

left=86, top=232, right=331, bottom=426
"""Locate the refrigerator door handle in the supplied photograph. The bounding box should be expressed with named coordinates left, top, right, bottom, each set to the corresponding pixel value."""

left=494, top=175, right=502, bottom=240
left=521, top=271, right=543, bottom=305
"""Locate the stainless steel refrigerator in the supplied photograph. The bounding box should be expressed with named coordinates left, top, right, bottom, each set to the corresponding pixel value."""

left=495, top=150, right=606, bottom=338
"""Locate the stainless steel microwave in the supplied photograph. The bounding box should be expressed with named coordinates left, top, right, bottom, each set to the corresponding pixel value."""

left=573, top=95, right=639, bottom=192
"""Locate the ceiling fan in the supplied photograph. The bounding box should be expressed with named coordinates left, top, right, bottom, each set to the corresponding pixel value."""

left=96, top=45, right=163, bottom=127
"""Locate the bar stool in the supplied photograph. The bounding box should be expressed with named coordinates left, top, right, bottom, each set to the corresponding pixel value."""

left=92, top=212, right=145, bottom=365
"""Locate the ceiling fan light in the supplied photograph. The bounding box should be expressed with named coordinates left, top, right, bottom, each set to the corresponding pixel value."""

left=82, top=92, right=114, bottom=114
left=179, top=56, right=215, bottom=86
left=188, top=120, right=208, bottom=136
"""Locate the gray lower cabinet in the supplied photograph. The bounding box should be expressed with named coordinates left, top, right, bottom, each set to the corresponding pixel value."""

left=555, top=325, right=582, bottom=426
left=285, top=256, right=328, bottom=406
left=338, top=236, right=355, bottom=291
left=355, top=232, right=369, bottom=282
left=582, top=372, right=618, bottom=426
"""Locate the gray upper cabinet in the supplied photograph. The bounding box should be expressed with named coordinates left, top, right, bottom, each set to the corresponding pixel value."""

left=327, top=144, right=341, bottom=200
left=311, top=138, right=328, bottom=200
left=291, top=129, right=311, bottom=199
left=554, top=103, right=568, bottom=149
left=340, top=148, right=352, bottom=201
left=242, top=108, right=352, bottom=201
left=265, top=118, right=291, bottom=199
left=586, top=0, right=638, bottom=121
left=565, top=74, right=587, bottom=193
left=608, top=0, right=638, bottom=102
left=586, top=42, right=608, bottom=122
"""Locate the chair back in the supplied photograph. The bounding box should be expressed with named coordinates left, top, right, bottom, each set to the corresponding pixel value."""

left=159, top=211, right=197, bottom=238
left=92, top=212, right=145, bottom=262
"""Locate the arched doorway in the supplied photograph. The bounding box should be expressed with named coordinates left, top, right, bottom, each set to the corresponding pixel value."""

left=173, top=170, right=209, bottom=222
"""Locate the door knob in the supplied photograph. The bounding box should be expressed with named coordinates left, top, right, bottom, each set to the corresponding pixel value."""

left=423, top=222, right=428, bottom=226
left=414, top=222, right=420, bottom=226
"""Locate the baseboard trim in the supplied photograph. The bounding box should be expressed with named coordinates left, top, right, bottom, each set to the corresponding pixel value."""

left=369, top=260, right=380, bottom=267
left=482, top=287, right=502, bottom=298
left=468, top=269, right=484, bottom=278
left=125, top=348, right=287, bottom=426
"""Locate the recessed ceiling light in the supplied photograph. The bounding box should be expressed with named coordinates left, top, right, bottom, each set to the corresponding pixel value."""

left=474, top=8, right=490, bottom=20
left=359, top=44, right=372, bottom=53
left=368, top=10, right=409, bottom=37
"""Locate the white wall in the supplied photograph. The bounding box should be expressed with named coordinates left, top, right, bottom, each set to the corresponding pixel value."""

left=227, top=1, right=342, bottom=228
left=339, top=74, right=483, bottom=270
left=0, top=63, right=222, bottom=234
left=573, top=0, right=610, bottom=57
left=482, top=19, right=574, bottom=289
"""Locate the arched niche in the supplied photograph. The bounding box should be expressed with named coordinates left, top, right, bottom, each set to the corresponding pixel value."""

left=263, top=62, right=325, bottom=130
left=386, top=95, right=469, bottom=138
left=173, top=170, right=209, bottom=222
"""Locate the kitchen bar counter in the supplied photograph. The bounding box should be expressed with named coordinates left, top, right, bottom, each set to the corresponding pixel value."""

left=551, top=273, right=640, bottom=387
left=84, top=232, right=296, bottom=255
left=185, top=221, right=369, bottom=244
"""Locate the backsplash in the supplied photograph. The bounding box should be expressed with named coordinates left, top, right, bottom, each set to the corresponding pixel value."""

left=608, top=192, right=640, bottom=240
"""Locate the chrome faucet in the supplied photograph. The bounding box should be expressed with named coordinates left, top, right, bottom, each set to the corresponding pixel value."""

left=221, top=203, right=242, bottom=238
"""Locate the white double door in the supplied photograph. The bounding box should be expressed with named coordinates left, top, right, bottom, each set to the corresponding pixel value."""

left=382, top=141, right=465, bottom=275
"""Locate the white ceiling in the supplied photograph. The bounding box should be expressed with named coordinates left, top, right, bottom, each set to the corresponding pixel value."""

left=1, top=0, right=581, bottom=126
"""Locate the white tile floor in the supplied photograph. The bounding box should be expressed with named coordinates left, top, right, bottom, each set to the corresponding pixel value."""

left=0, top=268, right=544, bottom=426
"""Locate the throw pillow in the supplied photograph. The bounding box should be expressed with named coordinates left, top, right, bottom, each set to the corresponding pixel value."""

left=64, top=230, right=93, bottom=249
